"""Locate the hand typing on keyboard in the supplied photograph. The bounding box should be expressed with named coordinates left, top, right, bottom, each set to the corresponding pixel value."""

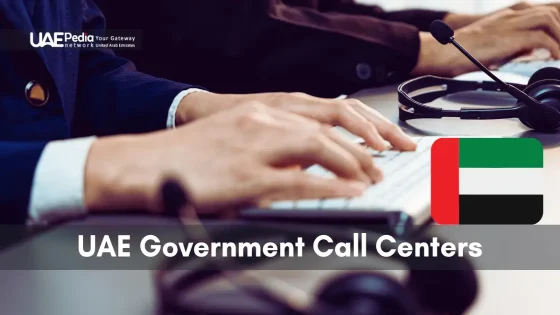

left=413, top=7, right=560, bottom=77
left=269, top=137, right=437, bottom=224
left=498, top=60, right=560, bottom=78
left=499, top=49, right=560, bottom=77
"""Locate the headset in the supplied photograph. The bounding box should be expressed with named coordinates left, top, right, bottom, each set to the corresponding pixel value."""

left=398, top=20, right=560, bottom=132
left=154, top=180, right=479, bottom=315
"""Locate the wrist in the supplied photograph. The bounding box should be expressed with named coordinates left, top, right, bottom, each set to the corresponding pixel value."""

left=84, top=135, right=161, bottom=213
left=412, top=31, right=480, bottom=77
left=443, top=13, right=482, bottom=29
left=411, top=32, right=454, bottom=77
left=176, top=90, right=224, bottom=126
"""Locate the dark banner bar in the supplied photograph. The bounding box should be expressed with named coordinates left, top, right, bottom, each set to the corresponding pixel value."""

left=1, top=219, right=560, bottom=270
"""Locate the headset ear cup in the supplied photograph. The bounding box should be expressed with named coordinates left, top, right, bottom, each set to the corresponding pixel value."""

left=310, top=272, right=418, bottom=315
left=406, top=269, right=478, bottom=315
left=528, top=67, right=560, bottom=86
left=518, top=79, right=560, bottom=131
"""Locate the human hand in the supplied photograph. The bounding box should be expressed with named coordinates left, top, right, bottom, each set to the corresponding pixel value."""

left=176, top=91, right=416, bottom=152
left=443, top=1, right=560, bottom=29
left=510, top=1, right=560, bottom=12
left=413, top=7, right=560, bottom=77
left=84, top=102, right=382, bottom=217
left=442, top=12, right=484, bottom=30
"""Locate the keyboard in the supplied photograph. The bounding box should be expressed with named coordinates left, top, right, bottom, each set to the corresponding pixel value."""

left=498, top=59, right=560, bottom=78
left=240, top=137, right=439, bottom=228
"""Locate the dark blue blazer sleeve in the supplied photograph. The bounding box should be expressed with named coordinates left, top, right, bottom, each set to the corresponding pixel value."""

left=73, top=0, right=198, bottom=136
left=0, top=142, right=47, bottom=224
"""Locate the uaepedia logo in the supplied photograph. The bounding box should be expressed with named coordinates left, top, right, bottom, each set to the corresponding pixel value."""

left=30, top=32, right=94, bottom=48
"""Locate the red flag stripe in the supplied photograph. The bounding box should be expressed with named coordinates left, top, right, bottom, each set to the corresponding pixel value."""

left=431, top=138, right=459, bottom=224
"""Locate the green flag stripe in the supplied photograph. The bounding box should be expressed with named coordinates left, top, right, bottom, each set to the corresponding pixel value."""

left=459, top=138, right=543, bottom=168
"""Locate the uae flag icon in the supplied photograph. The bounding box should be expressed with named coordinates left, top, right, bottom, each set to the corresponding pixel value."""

left=431, top=138, right=543, bottom=225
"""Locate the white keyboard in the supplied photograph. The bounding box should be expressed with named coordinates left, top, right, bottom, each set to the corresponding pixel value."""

left=259, top=137, right=439, bottom=225
left=498, top=59, right=560, bottom=78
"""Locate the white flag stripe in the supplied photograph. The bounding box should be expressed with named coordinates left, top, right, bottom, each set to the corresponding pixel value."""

left=459, top=168, right=544, bottom=195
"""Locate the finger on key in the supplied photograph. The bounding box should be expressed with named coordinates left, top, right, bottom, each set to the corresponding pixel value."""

left=263, top=170, right=367, bottom=201
left=266, top=131, right=371, bottom=183
left=349, top=103, right=417, bottom=151
left=329, top=100, right=388, bottom=151
left=322, top=125, right=383, bottom=183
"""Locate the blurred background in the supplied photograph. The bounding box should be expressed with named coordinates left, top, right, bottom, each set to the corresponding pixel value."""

left=360, top=0, right=550, bottom=13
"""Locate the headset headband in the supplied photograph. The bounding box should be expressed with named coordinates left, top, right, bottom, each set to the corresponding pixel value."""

left=398, top=76, right=527, bottom=121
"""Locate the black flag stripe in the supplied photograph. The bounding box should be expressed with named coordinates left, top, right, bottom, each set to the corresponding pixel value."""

left=458, top=195, right=543, bottom=224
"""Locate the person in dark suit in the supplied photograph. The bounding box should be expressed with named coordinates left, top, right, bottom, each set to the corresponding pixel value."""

left=96, top=0, right=560, bottom=98
left=0, top=0, right=416, bottom=224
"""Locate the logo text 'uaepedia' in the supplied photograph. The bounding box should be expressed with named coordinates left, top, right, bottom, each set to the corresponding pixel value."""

left=30, top=32, right=94, bottom=48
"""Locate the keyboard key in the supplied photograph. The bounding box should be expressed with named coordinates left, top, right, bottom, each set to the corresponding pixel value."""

left=384, top=170, right=430, bottom=206
left=306, top=165, right=331, bottom=178
left=270, top=201, right=294, bottom=209
left=372, top=151, right=400, bottom=168
left=386, top=176, right=430, bottom=208
left=321, top=198, right=348, bottom=209
left=373, top=152, right=430, bottom=203
left=295, top=200, right=322, bottom=209
left=346, top=195, right=372, bottom=209
left=499, top=59, right=560, bottom=77
left=380, top=152, right=423, bottom=175
left=389, top=179, right=431, bottom=223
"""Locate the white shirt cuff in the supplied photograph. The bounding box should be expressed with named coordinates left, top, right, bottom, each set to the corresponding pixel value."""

left=28, top=137, right=97, bottom=225
left=167, top=88, right=209, bottom=129
left=28, top=90, right=206, bottom=225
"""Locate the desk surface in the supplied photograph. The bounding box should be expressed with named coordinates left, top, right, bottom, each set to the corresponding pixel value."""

left=2, top=86, right=560, bottom=315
